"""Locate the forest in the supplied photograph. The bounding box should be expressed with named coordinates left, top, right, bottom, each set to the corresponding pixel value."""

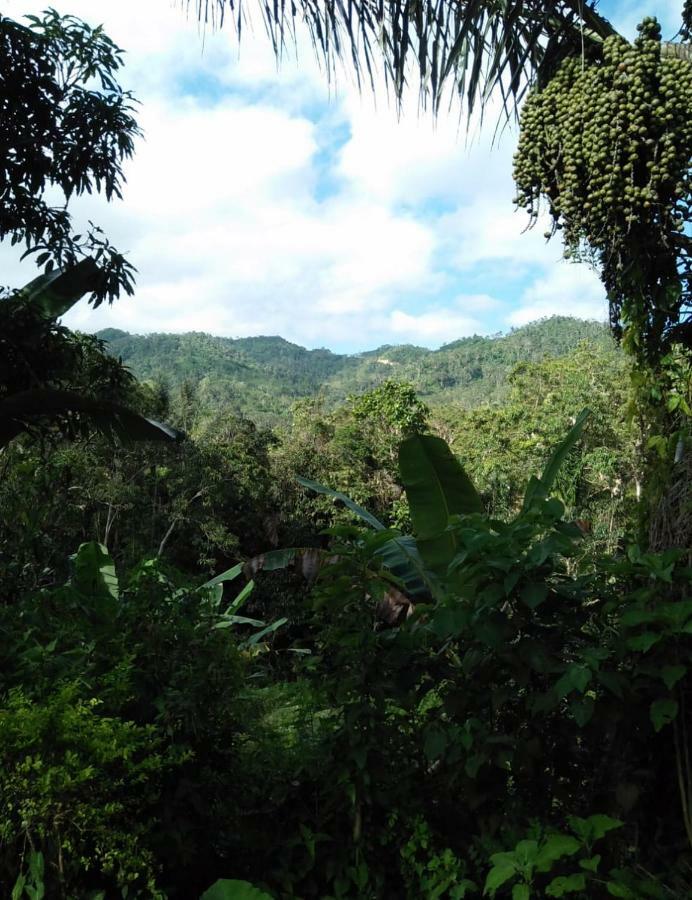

left=1, top=2, right=692, bottom=899
left=96, top=317, right=613, bottom=425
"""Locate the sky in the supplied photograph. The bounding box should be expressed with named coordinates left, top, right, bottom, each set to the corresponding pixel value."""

left=1, top=0, right=684, bottom=352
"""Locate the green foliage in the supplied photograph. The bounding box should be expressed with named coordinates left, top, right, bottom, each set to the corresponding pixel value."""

left=11, top=850, right=45, bottom=900
left=11, top=4, right=692, bottom=897
left=4, top=401, right=692, bottom=897
left=350, top=379, right=430, bottom=436
left=483, top=817, right=622, bottom=897
left=2, top=305, right=688, bottom=899
left=0, top=685, right=170, bottom=897
left=399, top=433, right=482, bottom=571
left=0, top=10, right=139, bottom=304
left=98, top=318, right=613, bottom=427
left=399, top=818, right=476, bottom=899
left=447, top=342, right=637, bottom=558
left=236, top=418, right=691, bottom=896
left=0, top=261, right=181, bottom=450
left=0, top=412, right=275, bottom=598
left=200, top=881, right=273, bottom=900
left=515, top=19, right=692, bottom=363
left=0, top=540, right=260, bottom=898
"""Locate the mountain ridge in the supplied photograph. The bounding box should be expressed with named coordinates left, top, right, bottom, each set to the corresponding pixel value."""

left=97, top=316, right=614, bottom=425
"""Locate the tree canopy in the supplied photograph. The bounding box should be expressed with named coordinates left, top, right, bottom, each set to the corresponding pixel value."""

left=0, top=10, right=139, bottom=305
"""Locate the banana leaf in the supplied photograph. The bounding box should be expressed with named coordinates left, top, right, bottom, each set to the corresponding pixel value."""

left=399, top=434, right=482, bottom=573
left=522, top=408, right=591, bottom=511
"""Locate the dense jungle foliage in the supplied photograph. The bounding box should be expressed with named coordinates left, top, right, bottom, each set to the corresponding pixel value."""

left=2, top=4, right=692, bottom=900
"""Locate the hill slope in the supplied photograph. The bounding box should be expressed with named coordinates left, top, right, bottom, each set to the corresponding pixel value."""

left=98, top=317, right=614, bottom=424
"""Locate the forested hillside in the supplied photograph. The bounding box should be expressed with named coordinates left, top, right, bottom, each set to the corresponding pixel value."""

left=3, top=5, right=692, bottom=900
left=98, top=317, right=612, bottom=423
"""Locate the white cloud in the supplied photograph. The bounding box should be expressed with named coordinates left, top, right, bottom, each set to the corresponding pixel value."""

left=388, top=308, right=482, bottom=343
left=1, top=0, right=617, bottom=351
left=508, top=263, right=607, bottom=328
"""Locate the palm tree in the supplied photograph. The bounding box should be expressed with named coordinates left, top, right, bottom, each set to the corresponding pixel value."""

left=187, top=1, right=692, bottom=360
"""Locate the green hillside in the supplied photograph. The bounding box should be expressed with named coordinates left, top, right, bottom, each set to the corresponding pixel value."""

left=97, top=317, right=613, bottom=424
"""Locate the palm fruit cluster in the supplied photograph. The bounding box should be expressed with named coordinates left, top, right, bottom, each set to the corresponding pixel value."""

left=513, top=17, right=692, bottom=360
left=682, top=0, right=692, bottom=40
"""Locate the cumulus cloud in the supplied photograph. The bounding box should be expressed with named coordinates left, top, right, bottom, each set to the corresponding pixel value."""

left=2, top=0, right=620, bottom=351
left=508, top=263, right=607, bottom=328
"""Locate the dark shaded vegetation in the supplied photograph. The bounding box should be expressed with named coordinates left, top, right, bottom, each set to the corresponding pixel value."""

left=2, top=4, right=692, bottom=900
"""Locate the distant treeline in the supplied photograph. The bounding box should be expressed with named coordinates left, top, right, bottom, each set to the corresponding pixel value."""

left=97, top=316, right=612, bottom=426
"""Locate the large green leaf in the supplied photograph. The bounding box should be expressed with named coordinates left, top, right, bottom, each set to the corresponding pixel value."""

left=200, top=879, right=273, bottom=900
left=0, top=389, right=183, bottom=448
left=72, top=541, right=119, bottom=602
left=17, top=258, right=100, bottom=319
left=399, top=434, right=482, bottom=572
left=296, top=476, right=386, bottom=531
left=201, top=563, right=244, bottom=588
left=297, top=475, right=434, bottom=592
left=375, top=534, right=434, bottom=598
left=522, top=409, right=591, bottom=511
left=244, top=547, right=306, bottom=575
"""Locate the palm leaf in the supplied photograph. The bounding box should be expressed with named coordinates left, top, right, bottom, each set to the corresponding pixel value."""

left=296, top=475, right=386, bottom=531
left=375, top=533, right=433, bottom=598
left=190, top=0, right=618, bottom=118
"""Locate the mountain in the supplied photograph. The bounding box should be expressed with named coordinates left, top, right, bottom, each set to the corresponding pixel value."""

left=97, top=317, right=614, bottom=425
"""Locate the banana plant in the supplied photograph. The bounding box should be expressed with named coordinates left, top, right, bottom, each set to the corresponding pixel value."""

left=248, top=411, right=593, bottom=610
left=0, top=260, right=182, bottom=448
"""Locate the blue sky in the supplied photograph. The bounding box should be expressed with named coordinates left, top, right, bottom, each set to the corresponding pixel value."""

left=1, top=0, right=684, bottom=352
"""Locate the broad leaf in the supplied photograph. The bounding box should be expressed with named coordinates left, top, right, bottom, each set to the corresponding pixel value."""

left=226, top=579, right=255, bottom=615
left=545, top=874, right=586, bottom=897
left=661, top=665, right=687, bottom=691
left=535, top=835, right=581, bottom=872
left=202, top=563, right=244, bottom=588
left=375, top=534, right=434, bottom=598
left=215, top=614, right=266, bottom=629
left=555, top=665, right=591, bottom=699
left=399, top=434, right=482, bottom=572
left=650, top=698, right=678, bottom=732
left=72, top=542, right=119, bottom=602
left=568, top=814, right=622, bottom=843
left=523, top=409, right=591, bottom=511
left=483, top=860, right=517, bottom=896
left=240, top=617, right=288, bottom=648
left=244, top=547, right=331, bottom=583
left=0, top=389, right=183, bottom=448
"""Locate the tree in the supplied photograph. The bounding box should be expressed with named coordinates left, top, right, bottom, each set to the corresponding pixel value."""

left=514, top=17, right=692, bottom=366
left=0, top=10, right=139, bottom=304
left=192, top=0, right=618, bottom=115
left=446, top=342, right=638, bottom=557
left=0, top=11, right=181, bottom=449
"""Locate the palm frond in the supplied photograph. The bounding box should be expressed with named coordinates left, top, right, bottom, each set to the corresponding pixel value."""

left=188, top=0, right=618, bottom=118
